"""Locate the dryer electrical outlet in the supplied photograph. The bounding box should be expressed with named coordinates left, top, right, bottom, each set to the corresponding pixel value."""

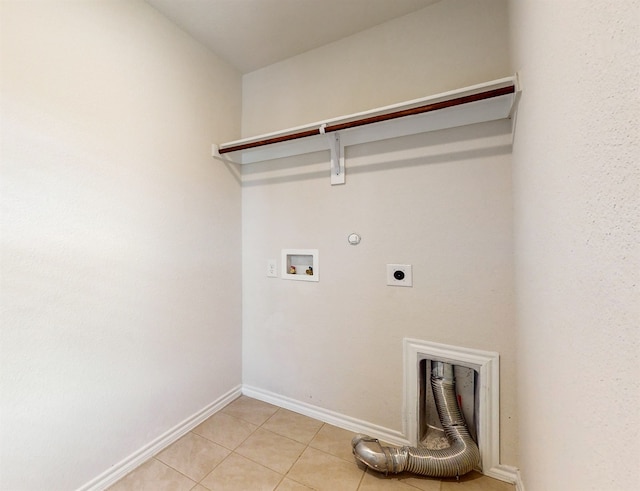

left=387, top=264, right=412, bottom=287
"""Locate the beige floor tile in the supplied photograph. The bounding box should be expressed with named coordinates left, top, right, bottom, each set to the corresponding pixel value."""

left=359, top=470, right=439, bottom=490
left=107, top=458, right=195, bottom=491
left=399, top=473, right=444, bottom=491
left=262, top=408, right=323, bottom=444
left=309, top=423, right=358, bottom=462
left=222, top=395, right=279, bottom=426
left=235, top=427, right=306, bottom=474
left=200, top=453, right=283, bottom=491
left=107, top=398, right=512, bottom=491
left=155, top=432, right=230, bottom=481
left=287, top=447, right=365, bottom=491
left=193, top=412, right=257, bottom=450
left=276, top=478, right=315, bottom=490
left=440, top=471, right=514, bottom=491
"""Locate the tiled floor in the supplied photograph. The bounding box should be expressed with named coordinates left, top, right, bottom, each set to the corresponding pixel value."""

left=108, top=396, right=514, bottom=491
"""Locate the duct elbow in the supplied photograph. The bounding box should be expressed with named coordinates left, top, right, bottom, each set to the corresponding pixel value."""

left=351, top=435, right=394, bottom=474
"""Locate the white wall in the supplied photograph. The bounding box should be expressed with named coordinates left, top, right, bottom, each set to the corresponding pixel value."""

left=509, top=1, right=639, bottom=490
left=242, top=0, right=511, bottom=136
left=241, top=0, right=518, bottom=466
left=0, top=1, right=242, bottom=489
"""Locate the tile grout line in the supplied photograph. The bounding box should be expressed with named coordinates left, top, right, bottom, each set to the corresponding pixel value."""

left=279, top=421, right=325, bottom=491
left=355, top=466, right=367, bottom=491
left=259, top=405, right=300, bottom=490
left=209, top=404, right=314, bottom=491
left=150, top=401, right=281, bottom=491
left=195, top=409, right=282, bottom=490
left=195, top=451, right=235, bottom=489
left=149, top=456, right=198, bottom=488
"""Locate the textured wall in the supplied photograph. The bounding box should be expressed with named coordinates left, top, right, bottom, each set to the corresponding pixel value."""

left=241, top=0, right=518, bottom=466
left=0, top=1, right=242, bottom=489
left=509, top=0, right=640, bottom=489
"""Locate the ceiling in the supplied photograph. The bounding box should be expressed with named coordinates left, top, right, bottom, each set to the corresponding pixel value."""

left=146, top=0, right=439, bottom=73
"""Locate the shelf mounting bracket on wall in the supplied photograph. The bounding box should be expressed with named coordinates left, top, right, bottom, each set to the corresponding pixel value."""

left=211, top=144, right=240, bottom=166
left=321, top=124, right=345, bottom=185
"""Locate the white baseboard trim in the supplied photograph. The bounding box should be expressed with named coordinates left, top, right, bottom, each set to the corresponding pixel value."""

left=243, top=384, right=521, bottom=487
left=512, top=468, right=526, bottom=491
left=485, top=464, right=525, bottom=489
left=242, top=385, right=411, bottom=446
left=76, top=385, right=242, bottom=491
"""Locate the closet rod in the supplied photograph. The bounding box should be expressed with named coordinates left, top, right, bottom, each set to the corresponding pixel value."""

left=218, top=84, right=515, bottom=155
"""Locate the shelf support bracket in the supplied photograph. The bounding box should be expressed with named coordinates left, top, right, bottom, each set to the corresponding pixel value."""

left=211, top=144, right=240, bottom=165
left=322, top=126, right=345, bottom=185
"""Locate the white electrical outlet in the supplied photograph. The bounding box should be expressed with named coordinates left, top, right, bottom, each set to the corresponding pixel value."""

left=387, top=264, right=412, bottom=287
left=267, top=259, right=278, bottom=278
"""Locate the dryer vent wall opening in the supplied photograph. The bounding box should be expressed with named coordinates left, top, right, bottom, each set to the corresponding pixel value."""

left=419, top=359, right=478, bottom=449
left=352, top=361, right=480, bottom=478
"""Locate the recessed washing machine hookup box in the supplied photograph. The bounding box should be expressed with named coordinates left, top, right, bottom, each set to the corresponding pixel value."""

left=281, top=249, right=319, bottom=282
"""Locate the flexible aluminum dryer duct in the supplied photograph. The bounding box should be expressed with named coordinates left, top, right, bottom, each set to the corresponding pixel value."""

left=352, top=361, right=480, bottom=478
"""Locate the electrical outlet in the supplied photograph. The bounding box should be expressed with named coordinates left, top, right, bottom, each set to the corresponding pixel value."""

left=387, top=264, right=412, bottom=287
left=267, top=259, right=278, bottom=278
